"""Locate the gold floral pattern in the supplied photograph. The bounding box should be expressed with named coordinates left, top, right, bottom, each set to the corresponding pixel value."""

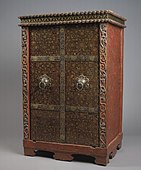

left=30, top=61, right=60, bottom=105
left=65, top=24, right=99, bottom=56
left=65, top=61, right=99, bottom=110
left=66, top=112, right=98, bottom=146
left=31, top=110, right=60, bottom=142
left=30, top=26, right=60, bottom=56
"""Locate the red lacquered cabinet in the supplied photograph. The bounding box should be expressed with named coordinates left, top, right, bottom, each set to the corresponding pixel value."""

left=19, top=10, right=126, bottom=166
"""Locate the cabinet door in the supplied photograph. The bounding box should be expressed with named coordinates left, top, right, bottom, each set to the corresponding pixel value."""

left=29, top=26, right=61, bottom=142
left=65, top=24, right=99, bottom=146
left=29, top=24, right=100, bottom=147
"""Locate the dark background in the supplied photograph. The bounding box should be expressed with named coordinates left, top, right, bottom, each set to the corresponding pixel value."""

left=0, top=0, right=141, bottom=169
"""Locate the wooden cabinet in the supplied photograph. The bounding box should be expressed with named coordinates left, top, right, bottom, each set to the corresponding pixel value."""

left=19, top=10, right=126, bottom=166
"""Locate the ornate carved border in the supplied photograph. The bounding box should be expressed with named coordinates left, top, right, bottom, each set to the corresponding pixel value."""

left=19, top=10, right=126, bottom=28
left=99, top=23, right=107, bottom=148
left=22, top=27, right=30, bottom=140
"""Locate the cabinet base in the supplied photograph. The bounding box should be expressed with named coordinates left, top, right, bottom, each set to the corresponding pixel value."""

left=23, top=133, right=122, bottom=166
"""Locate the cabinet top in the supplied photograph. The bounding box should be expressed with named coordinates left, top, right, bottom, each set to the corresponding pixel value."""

left=19, top=10, right=126, bottom=28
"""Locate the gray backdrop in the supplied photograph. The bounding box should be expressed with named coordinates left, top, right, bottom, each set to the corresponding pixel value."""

left=0, top=0, right=141, bottom=169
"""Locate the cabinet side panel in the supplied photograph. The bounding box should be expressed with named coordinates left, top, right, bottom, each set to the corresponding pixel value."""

left=106, top=23, right=124, bottom=144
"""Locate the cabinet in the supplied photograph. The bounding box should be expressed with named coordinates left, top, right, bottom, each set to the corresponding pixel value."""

left=19, top=10, right=126, bottom=165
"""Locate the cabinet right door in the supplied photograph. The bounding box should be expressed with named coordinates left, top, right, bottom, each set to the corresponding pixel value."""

left=65, top=23, right=100, bottom=147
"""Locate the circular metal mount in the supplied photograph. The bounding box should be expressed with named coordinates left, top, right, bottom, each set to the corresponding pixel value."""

left=39, top=74, right=51, bottom=90
left=76, top=74, right=89, bottom=91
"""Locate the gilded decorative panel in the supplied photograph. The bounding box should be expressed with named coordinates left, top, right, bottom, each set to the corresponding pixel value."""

left=30, top=26, right=60, bottom=56
left=31, top=110, right=60, bottom=142
left=65, top=61, right=99, bottom=110
left=30, top=61, right=60, bottom=105
left=65, top=24, right=99, bottom=56
left=65, top=112, right=98, bottom=146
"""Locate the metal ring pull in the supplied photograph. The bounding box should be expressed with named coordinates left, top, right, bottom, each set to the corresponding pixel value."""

left=76, top=74, right=89, bottom=91
left=39, top=74, right=51, bottom=90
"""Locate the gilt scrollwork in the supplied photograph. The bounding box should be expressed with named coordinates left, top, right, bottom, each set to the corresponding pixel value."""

left=99, top=23, right=107, bottom=148
left=22, top=27, right=30, bottom=140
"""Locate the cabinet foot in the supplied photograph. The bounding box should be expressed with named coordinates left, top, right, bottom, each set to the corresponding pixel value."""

left=117, top=142, right=122, bottom=150
left=24, top=147, right=36, bottom=156
left=109, top=149, right=117, bottom=159
left=95, top=156, right=109, bottom=166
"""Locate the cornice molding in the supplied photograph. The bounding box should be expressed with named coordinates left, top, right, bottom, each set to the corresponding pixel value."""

left=19, top=10, right=126, bottom=28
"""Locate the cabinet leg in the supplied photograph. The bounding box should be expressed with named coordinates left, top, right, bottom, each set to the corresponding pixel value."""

left=95, top=156, right=109, bottom=166
left=24, top=147, right=36, bottom=156
left=117, top=142, right=122, bottom=150
left=109, top=149, right=117, bottom=159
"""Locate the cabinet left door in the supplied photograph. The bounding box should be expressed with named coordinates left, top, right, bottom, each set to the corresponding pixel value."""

left=29, top=26, right=61, bottom=142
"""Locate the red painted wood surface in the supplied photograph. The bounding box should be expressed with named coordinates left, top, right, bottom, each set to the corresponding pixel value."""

left=106, top=23, right=124, bottom=145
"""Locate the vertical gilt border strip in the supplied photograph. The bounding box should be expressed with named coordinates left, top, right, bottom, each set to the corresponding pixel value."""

left=59, top=27, right=66, bottom=142
left=22, top=27, right=30, bottom=140
left=99, top=23, right=107, bottom=148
